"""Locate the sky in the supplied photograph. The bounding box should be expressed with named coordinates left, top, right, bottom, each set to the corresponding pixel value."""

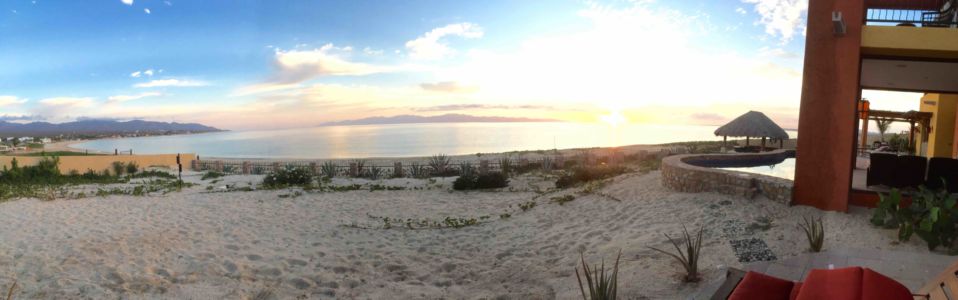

left=0, top=0, right=923, bottom=131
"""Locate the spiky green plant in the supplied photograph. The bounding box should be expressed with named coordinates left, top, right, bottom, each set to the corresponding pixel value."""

left=367, top=166, right=384, bottom=180
left=459, top=162, right=475, bottom=177
left=499, top=157, right=512, bottom=175
left=576, top=251, right=620, bottom=300
left=111, top=161, right=126, bottom=177
left=429, top=154, right=450, bottom=175
left=321, top=161, right=337, bottom=178
left=799, top=215, right=825, bottom=252
left=410, top=163, right=426, bottom=178
left=350, top=159, right=367, bottom=178
left=649, top=225, right=704, bottom=282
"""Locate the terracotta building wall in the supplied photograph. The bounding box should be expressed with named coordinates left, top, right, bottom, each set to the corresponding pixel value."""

left=793, top=0, right=865, bottom=212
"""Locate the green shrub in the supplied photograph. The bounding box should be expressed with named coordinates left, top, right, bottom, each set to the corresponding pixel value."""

left=872, top=187, right=958, bottom=251
left=350, top=159, right=366, bottom=178
left=262, top=166, right=313, bottom=188
left=125, top=162, right=139, bottom=174
left=202, top=171, right=225, bottom=180
left=799, top=215, right=825, bottom=252
left=649, top=225, right=703, bottom=282
left=111, top=161, right=126, bottom=176
left=576, top=251, right=620, bottom=300
left=452, top=172, right=509, bottom=190
left=409, top=163, right=427, bottom=178
left=131, top=170, right=177, bottom=179
left=556, top=166, right=627, bottom=188
left=365, top=166, right=384, bottom=179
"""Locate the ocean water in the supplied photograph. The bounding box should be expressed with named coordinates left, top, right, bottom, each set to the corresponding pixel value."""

left=71, top=122, right=798, bottom=159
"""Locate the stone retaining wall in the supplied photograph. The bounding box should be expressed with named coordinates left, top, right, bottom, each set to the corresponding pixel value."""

left=661, top=150, right=794, bottom=205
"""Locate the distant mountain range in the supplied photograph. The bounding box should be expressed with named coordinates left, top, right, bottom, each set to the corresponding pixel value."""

left=0, top=120, right=221, bottom=137
left=320, top=113, right=559, bottom=126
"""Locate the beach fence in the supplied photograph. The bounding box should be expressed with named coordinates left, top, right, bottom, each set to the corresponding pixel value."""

left=0, top=154, right=196, bottom=175
left=191, top=149, right=671, bottom=178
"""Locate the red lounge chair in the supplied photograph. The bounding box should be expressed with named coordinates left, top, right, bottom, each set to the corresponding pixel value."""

left=712, top=267, right=914, bottom=300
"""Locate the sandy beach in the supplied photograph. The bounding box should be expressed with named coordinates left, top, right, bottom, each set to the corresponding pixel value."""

left=0, top=161, right=933, bottom=299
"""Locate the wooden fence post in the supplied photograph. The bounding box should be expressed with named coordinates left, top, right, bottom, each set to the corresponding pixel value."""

left=349, top=162, right=359, bottom=177
left=242, top=161, right=252, bottom=174
left=310, top=162, right=318, bottom=175
left=479, top=160, right=489, bottom=174
left=394, top=162, right=403, bottom=177
left=214, top=160, right=223, bottom=172
left=191, top=159, right=199, bottom=171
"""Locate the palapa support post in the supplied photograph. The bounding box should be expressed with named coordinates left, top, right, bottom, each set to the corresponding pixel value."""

left=723, top=136, right=727, bottom=152
left=779, top=139, right=784, bottom=149
left=745, top=137, right=750, bottom=146
left=394, top=162, right=403, bottom=177
left=761, top=137, right=766, bottom=152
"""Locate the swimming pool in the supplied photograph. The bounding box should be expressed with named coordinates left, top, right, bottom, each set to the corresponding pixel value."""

left=719, top=158, right=795, bottom=180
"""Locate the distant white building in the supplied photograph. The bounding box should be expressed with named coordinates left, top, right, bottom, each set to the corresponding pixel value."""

left=40, top=138, right=52, bottom=144
left=0, top=145, right=9, bottom=152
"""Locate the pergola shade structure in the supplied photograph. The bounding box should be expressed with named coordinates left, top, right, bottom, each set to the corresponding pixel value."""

left=714, top=111, right=790, bottom=151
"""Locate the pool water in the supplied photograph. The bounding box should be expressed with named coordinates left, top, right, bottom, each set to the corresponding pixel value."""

left=720, top=158, right=796, bottom=180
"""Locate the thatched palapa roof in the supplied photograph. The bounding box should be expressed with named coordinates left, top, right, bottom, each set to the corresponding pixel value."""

left=713, top=111, right=789, bottom=139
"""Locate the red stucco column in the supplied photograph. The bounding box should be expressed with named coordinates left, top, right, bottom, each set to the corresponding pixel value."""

left=793, top=0, right=865, bottom=212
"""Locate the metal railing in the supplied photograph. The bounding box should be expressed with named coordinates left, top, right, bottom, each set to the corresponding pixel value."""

left=866, top=0, right=958, bottom=26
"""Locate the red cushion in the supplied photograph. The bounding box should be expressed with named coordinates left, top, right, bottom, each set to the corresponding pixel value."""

left=796, top=267, right=863, bottom=300
left=729, top=271, right=795, bottom=300
left=861, top=268, right=913, bottom=300
left=790, top=282, right=803, bottom=300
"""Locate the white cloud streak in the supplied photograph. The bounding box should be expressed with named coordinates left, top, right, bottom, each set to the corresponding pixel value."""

left=134, top=79, right=208, bottom=88
left=107, top=92, right=162, bottom=104
left=405, top=23, right=484, bottom=60
left=742, top=0, right=808, bottom=44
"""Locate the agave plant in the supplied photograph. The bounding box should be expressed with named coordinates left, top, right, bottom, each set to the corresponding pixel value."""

left=350, top=159, right=367, bottom=178
left=499, top=156, right=512, bottom=175
left=649, top=225, right=704, bottom=282
left=410, top=163, right=427, bottom=178
left=799, top=215, right=825, bottom=252
left=459, top=162, right=475, bottom=177
left=576, top=251, right=620, bottom=300
left=429, top=154, right=450, bottom=175
left=366, top=166, right=384, bottom=180
left=320, top=161, right=337, bottom=178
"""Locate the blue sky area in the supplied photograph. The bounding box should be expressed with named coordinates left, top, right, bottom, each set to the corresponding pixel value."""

left=0, top=0, right=915, bottom=130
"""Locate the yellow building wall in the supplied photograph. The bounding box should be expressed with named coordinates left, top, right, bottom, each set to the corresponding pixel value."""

left=862, top=26, right=958, bottom=59
left=0, top=154, right=196, bottom=175
left=919, top=94, right=958, bottom=158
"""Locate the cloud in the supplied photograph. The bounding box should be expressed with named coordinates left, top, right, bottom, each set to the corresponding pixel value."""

left=235, top=44, right=395, bottom=96
left=0, top=96, right=27, bottom=107
left=419, top=81, right=479, bottom=93
left=107, top=92, right=162, bottom=104
left=405, top=23, right=484, bottom=60
left=742, top=0, right=808, bottom=44
left=689, top=112, right=728, bottom=124
left=736, top=7, right=747, bottom=15
left=363, top=47, right=384, bottom=56
left=0, top=115, right=42, bottom=122
left=758, top=46, right=798, bottom=59
left=130, top=69, right=155, bottom=78
left=144, top=8, right=151, bottom=14
left=121, top=0, right=133, bottom=5
left=34, top=97, right=95, bottom=120
left=134, top=79, right=208, bottom=88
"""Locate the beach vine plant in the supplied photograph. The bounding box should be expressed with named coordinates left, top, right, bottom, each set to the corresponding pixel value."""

left=320, top=161, right=337, bottom=179
left=871, top=187, right=958, bottom=251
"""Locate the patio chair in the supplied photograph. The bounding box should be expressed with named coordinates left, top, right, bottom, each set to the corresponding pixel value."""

left=916, top=256, right=958, bottom=299
left=925, top=157, right=958, bottom=193
left=893, top=155, right=928, bottom=189
left=711, top=267, right=915, bottom=300
left=867, top=153, right=897, bottom=187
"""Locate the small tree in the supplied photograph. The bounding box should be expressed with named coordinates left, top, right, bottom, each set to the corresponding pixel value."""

left=875, top=118, right=893, bottom=142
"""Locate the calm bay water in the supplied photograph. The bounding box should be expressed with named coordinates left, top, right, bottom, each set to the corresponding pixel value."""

left=71, top=122, right=797, bottom=159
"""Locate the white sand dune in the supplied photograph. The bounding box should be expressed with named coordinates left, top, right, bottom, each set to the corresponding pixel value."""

left=0, top=170, right=931, bottom=299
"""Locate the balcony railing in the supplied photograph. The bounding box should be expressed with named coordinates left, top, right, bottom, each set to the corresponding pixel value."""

left=866, top=0, right=958, bottom=27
